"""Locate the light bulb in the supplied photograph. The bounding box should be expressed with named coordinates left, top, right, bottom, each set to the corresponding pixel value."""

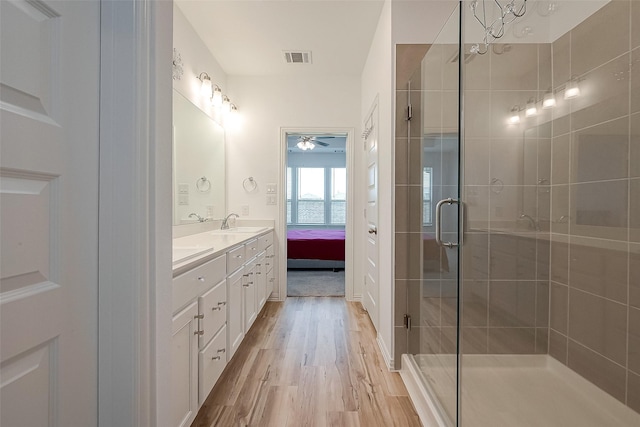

left=222, top=95, right=231, bottom=114
left=199, top=73, right=212, bottom=98
left=542, top=91, right=556, bottom=108
left=212, top=85, right=222, bottom=106
left=508, top=106, right=520, bottom=124
left=525, top=98, right=537, bottom=117
left=564, top=79, right=580, bottom=99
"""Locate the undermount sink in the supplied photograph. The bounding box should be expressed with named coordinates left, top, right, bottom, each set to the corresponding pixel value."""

left=172, top=245, right=214, bottom=265
left=211, top=226, right=268, bottom=234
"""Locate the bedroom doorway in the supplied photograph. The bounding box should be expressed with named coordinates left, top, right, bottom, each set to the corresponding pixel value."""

left=281, top=130, right=353, bottom=298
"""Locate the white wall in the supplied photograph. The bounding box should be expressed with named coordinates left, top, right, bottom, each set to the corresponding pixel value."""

left=173, top=4, right=228, bottom=122
left=361, top=0, right=394, bottom=366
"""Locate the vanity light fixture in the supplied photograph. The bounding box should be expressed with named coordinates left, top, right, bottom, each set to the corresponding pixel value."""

left=198, top=72, right=213, bottom=98
left=211, top=85, right=223, bottom=106
left=508, top=106, right=521, bottom=124
left=564, top=77, right=580, bottom=99
left=542, top=90, right=556, bottom=108
left=222, top=95, right=231, bottom=114
left=297, top=136, right=315, bottom=151
left=525, top=98, right=537, bottom=117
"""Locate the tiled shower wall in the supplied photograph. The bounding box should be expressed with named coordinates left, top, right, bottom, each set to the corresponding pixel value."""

left=546, top=0, right=640, bottom=412
left=394, top=0, right=640, bottom=413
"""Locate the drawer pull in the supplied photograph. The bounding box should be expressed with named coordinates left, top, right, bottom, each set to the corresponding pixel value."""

left=197, top=276, right=206, bottom=282
left=243, top=274, right=250, bottom=277
left=235, top=255, right=243, bottom=259
left=218, top=301, right=227, bottom=306
left=269, top=278, right=275, bottom=282
left=211, top=306, right=222, bottom=311
left=243, top=283, right=250, bottom=287
left=194, top=314, right=204, bottom=319
left=194, top=330, right=204, bottom=336
left=256, top=272, right=262, bottom=275
left=217, top=348, right=226, bottom=354
left=256, top=263, right=261, bottom=267
left=211, top=356, right=221, bottom=361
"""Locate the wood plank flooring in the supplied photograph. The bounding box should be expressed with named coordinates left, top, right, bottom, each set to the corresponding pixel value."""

left=192, top=297, right=421, bottom=427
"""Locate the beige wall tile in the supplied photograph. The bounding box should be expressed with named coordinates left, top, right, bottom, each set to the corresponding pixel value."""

left=536, top=240, right=550, bottom=281
left=631, top=179, right=640, bottom=243
left=462, top=231, right=489, bottom=279
left=396, top=90, right=421, bottom=137
left=464, top=91, right=491, bottom=137
left=538, top=44, right=552, bottom=90
left=634, top=1, right=640, bottom=49
left=536, top=327, right=549, bottom=354
left=489, top=280, right=536, bottom=327
left=395, top=185, right=422, bottom=233
left=395, top=138, right=409, bottom=184
left=569, top=241, right=628, bottom=303
left=628, top=371, right=640, bottom=414
left=629, top=307, right=640, bottom=374
left=463, top=44, right=490, bottom=90
left=631, top=244, right=640, bottom=308
left=571, top=0, right=630, bottom=77
left=488, top=327, right=536, bottom=354
left=396, top=44, right=430, bottom=88
left=395, top=279, right=408, bottom=327
left=549, top=330, right=568, bottom=364
left=408, top=138, right=423, bottom=185
left=464, top=186, right=490, bottom=230
left=461, top=327, right=488, bottom=354
left=462, top=280, right=488, bottom=326
left=552, top=134, right=570, bottom=184
left=441, top=44, right=459, bottom=91
left=571, top=117, right=629, bottom=183
left=631, top=113, right=640, bottom=178
left=568, top=289, right=627, bottom=365
left=422, top=91, right=443, bottom=133
left=491, top=44, right=539, bottom=90
left=553, top=32, right=571, bottom=88
left=550, top=282, right=568, bottom=334
left=420, top=44, right=443, bottom=91
left=568, top=340, right=627, bottom=403
left=570, top=54, right=630, bottom=131
left=551, top=184, right=570, bottom=234
left=571, top=181, right=629, bottom=241
left=551, top=240, right=569, bottom=284
left=633, top=48, right=640, bottom=114
left=536, top=281, right=550, bottom=327
left=463, top=138, right=490, bottom=185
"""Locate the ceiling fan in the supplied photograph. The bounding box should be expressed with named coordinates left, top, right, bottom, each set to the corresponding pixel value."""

left=296, top=135, right=335, bottom=151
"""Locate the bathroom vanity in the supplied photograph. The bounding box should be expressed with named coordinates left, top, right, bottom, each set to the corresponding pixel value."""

left=171, top=227, right=275, bottom=427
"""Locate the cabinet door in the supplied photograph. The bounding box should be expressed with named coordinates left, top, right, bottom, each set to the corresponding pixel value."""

left=243, top=263, right=257, bottom=333
left=255, top=252, right=267, bottom=311
left=198, top=279, right=227, bottom=348
left=171, top=302, right=199, bottom=427
left=267, top=268, right=275, bottom=298
left=227, top=268, right=244, bottom=358
left=199, top=325, right=227, bottom=405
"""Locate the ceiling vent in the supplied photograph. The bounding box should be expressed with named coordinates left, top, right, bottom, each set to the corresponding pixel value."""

left=283, top=51, right=312, bottom=64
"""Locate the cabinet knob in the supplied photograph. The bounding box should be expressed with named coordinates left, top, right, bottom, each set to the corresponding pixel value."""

left=197, top=276, right=206, bottom=282
left=194, top=330, right=204, bottom=336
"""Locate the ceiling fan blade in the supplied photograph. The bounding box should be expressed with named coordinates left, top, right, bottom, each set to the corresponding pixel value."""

left=315, top=141, right=330, bottom=146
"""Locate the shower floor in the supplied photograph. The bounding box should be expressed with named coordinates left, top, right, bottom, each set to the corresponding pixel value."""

left=411, top=354, right=640, bottom=427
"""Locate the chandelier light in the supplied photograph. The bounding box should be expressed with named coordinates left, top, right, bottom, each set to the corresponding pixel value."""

left=470, top=0, right=528, bottom=55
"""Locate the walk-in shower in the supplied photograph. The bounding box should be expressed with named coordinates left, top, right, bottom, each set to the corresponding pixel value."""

left=397, top=1, right=640, bottom=425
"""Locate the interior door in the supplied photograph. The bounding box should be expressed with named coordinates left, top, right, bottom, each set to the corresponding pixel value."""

left=363, top=104, right=379, bottom=330
left=0, top=1, right=100, bottom=425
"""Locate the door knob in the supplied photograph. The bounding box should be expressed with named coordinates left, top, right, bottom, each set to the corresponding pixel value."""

left=368, top=227, right=377, bottom=235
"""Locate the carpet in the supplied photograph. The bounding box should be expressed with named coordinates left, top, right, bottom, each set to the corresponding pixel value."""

left=287, top=269, right=345, bottom=297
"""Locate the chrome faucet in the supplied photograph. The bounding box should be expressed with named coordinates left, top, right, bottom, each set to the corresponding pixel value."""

left=518, top=213, right=538, bottom=231
left=189, top=212, right=206, bottom=223
left=221, top=213, right=239, bottom=230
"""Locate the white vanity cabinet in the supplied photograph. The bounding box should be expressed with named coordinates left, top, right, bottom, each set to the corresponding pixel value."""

left=171, top=228, right=276, bottom=427
left=171, top=301, right=199, bottom=427
left=227, top=267, right=244, bottom=358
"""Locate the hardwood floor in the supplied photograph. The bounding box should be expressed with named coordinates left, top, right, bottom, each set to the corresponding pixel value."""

left=192, top=297, right=421, bottom=427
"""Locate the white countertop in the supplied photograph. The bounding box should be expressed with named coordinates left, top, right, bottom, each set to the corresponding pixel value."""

left=172, top=226, right=273, bottom=276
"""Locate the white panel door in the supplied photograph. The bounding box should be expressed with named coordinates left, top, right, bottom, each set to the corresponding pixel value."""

left=363, top=104, right=379, bottom=330
left=0, top=1, right=100, bottom=426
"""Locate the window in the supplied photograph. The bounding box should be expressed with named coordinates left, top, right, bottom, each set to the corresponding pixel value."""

left=423, top=167, right=432, bottom=225
left=287, top=166, right=346, bottom=225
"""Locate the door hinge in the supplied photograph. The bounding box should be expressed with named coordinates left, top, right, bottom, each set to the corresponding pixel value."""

left=404, top=314, right=412, bottom=330
left=407, top=104, right=412, bottom=121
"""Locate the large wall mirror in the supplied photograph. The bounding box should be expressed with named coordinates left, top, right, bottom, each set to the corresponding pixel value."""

left=173, top=89, right=225, bottom=225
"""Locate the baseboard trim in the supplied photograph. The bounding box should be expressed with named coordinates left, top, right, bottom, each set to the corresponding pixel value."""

left=376, top=335, right=394, bottom=370
left=399, top=354, right=449, bottom=427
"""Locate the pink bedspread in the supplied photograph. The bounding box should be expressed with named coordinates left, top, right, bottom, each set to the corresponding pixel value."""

left=287, top=229, right=345, bottom=261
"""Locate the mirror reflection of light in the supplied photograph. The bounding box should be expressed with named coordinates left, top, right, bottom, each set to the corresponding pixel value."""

left=508, top=106, right=521, bottom=124
left=564, top=78, right=581, bottom=99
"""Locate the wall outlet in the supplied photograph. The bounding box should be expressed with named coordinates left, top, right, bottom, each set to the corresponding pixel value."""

left=241, top=205, right=250, bottom=216
left=206, top=205, right=214, bottom=218
left=266, top=195, right=277, bottom=205
left=178, top=194, right=189, bottom=205
left=178, top=183, right=189, bottom=194
left=266, top=183, right=277, bottom=194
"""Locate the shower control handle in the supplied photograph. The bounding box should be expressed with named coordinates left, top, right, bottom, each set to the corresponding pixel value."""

left=435, top=198, right=460, bottom=248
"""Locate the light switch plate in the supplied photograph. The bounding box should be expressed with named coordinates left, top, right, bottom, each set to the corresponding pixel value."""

left=266, top=195, right=277, bottom=205
left=178, top=194, right=189, bottom=205
left=266, top=183, right=277, bottom=194
left=178, top=183, right=189, bottom=194
left=241, top=205, right=250, bottom=216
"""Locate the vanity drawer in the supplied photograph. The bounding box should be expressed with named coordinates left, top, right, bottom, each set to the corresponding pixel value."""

left=198, top=279, right=227, bottom=348
left=258, top=231, right=274, bottom=252
left=245, top=238, right=261, bottom=260
left=226, top=244, right=245, bottom=273
left=198, top=324, right=227, bottom=405
left=264, top=245, right=275, bottom=273
left=173, top=254, right=226, bottom=313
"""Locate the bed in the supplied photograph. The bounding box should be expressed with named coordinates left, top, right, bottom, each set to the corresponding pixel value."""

left=287, top=229, right=345, bottom=269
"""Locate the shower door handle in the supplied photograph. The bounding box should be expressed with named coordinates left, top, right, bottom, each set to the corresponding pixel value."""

left=435, top=198, right=459, bottom=248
